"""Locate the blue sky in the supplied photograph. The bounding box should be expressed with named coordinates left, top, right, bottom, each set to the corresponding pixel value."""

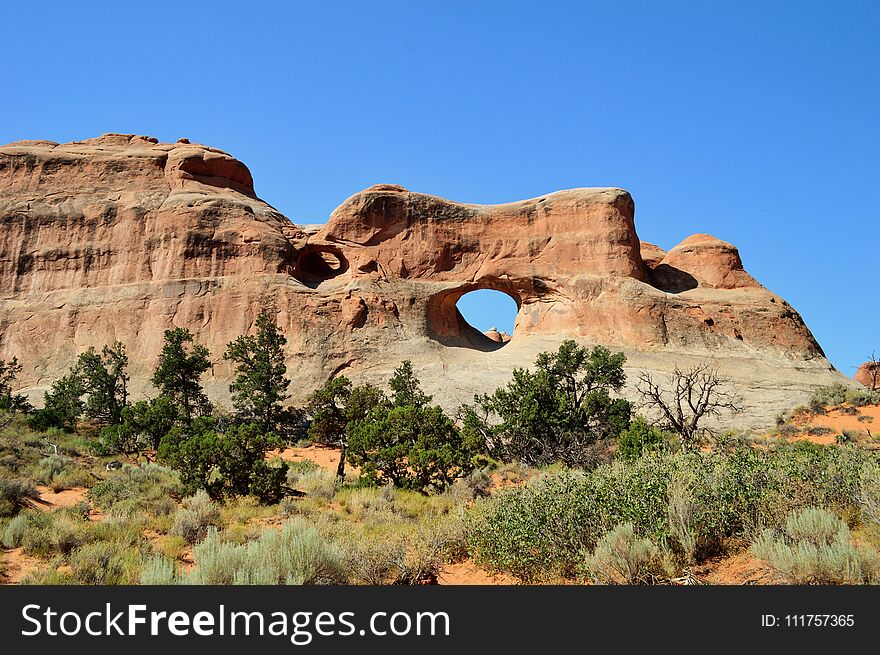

left=2, top=1, right=877, bottom=374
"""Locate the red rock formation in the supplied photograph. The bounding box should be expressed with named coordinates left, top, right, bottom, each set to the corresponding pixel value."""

left=0, top=135, right=848, bottom=427
left=855, top=362, right=879, bottom=390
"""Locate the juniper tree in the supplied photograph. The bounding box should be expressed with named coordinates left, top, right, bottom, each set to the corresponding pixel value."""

left=0, top=357, right=31, bottom=413
left=76, top=342, right=129, bottom=425
left=29, top=373, right=85, bottom=432
left=223, top=310, right=290, bottom=433
left=305, top=376, right=386, bottom=479
left=152, top=328, right=212, bottom=424
left=462, top=340, right=632, bottom=468
left=389, top=360, right=432, bottom=409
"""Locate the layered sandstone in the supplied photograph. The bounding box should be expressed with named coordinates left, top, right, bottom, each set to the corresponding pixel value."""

left=855, top=362, right=879, bottom=390
left=0, top=134, right=849, bottom=428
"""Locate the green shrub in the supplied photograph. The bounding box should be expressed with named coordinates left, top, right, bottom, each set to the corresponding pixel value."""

left=189, top=519, right=345, bottom=585
left=617, top=417, right=669, bottom=460
left=169, top=490, right=221, bottom=544
left=89, top=463, right=182, bottom=516
left=33, top=455, right=69, bottom=484
left=70, top=541, right=140, bottom=584
left=468, top=444, right=876, bottom=581
left=158, top=421, right=288, bottom=502
left=580, top=523, right=667, bottom=584
left=846, top=389, right=878, bottom=408
left=140, top=555, right=178, bottom=585
left=810, top=384, right=850, bottom=409
left=776, top=423, right=799, bottom=439
left=859, top=462, right=880, bottom=526
left=462, top=341, right=631, bottom=469
left=0, top=477, right=38, bottom=516
left=2, top=512, right=31, bottom=548
left=837, top=429, right=861, bottom=444
left=348, top=404, right=479, bottom=493
left=751, top=507, right=879, bottom=584
left=291, top=469, right=337, bottom=500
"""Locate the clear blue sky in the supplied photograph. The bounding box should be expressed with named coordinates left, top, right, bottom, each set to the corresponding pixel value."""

left=3, top=1, right=877, bottom=374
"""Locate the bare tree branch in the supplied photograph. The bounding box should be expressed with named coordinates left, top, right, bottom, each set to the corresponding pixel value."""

left=636, top=364, right=742, bottom=448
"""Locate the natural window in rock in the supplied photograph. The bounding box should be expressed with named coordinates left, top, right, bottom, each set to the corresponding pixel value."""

left=455, top=289, right=518, bottom=347
left=293, top=247, right=348, bottom=286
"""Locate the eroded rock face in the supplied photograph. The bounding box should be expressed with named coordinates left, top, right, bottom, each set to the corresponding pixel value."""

left=855, top=362, right=879, bottom=390
left=0, top=135, right=848, bottom=428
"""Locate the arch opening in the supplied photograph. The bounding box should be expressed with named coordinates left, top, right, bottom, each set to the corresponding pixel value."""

left=456, top=289, right=518, bottom=347
left=427, top=284, right=521, bottom=351
left=293, top=245, right=349, bottom=287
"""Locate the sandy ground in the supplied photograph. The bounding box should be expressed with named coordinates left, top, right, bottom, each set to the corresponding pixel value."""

left=438, top=560, right=518, bottom=585
left=778, top=404, right=880, bottom=445
left=694, top=552, right=779, bottom=585
left=271, top=445, right=351, bottom=474
left=0, top=548, right=43, bottom=585
left=31, top=485, right=89, bottom=510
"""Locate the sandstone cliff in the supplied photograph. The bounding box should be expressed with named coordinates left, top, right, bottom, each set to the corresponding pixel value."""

left=0, top=134, right=848, bottom=428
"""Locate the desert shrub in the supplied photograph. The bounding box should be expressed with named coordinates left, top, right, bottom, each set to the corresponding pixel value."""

left=158, top=421, right=288, bottom=502
left=20, top=565, right=74, bottom=585
left=99, top=396, right=178, bottom=453
left=70, top=541, right=140, bottom=584
left=837, top=429, right=861, bottom=444
left=468, top=444, right=875, bottom=581
left=188, top=519, right=345, bottom=585
left=51, top=468, right=93, bottom=493
left=0, top=477, right=38, bottom=516
left=580, top=522, right=667, bottom=584
left=89, top=463, right=182, bottom=517
left=348, top=402, right=481, bottom=493
left=444, top=468, right=493, bottom=504
left=462, top=341, right=631, bottom=469
left=337, top=532, right=407, bottom=584
left=42, top=513, right=92, bottom=557
left=286, top=459, right=320, bottom=478
left=617, top=417, right=669, bottom=460
left=154, top=534, right=188, bottom=561
left=9, top=512, right=56, bottom=554
left=859, top=462, right=880, bottom=526
left=776, top=423, right=799, bottom=439
left=140, top=555, right=178, bottom=585
left=846, top=389, right=878, bottom=407
left=666, top=470, right=697, bottom=562
left=332, top=511, right=466, bottom=585
left=751, top=507, right=879, bottom=584
left=33, top=455, right=70, bottom=485
left=169, top=490, right=221, bottom=544
left=810, top=384, right=850, bottom=409
left=30, top=455, right=92, bottom=492
left=2, top=512, right=32, bottom=547
left=291, top=469, right=338, bottom=500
